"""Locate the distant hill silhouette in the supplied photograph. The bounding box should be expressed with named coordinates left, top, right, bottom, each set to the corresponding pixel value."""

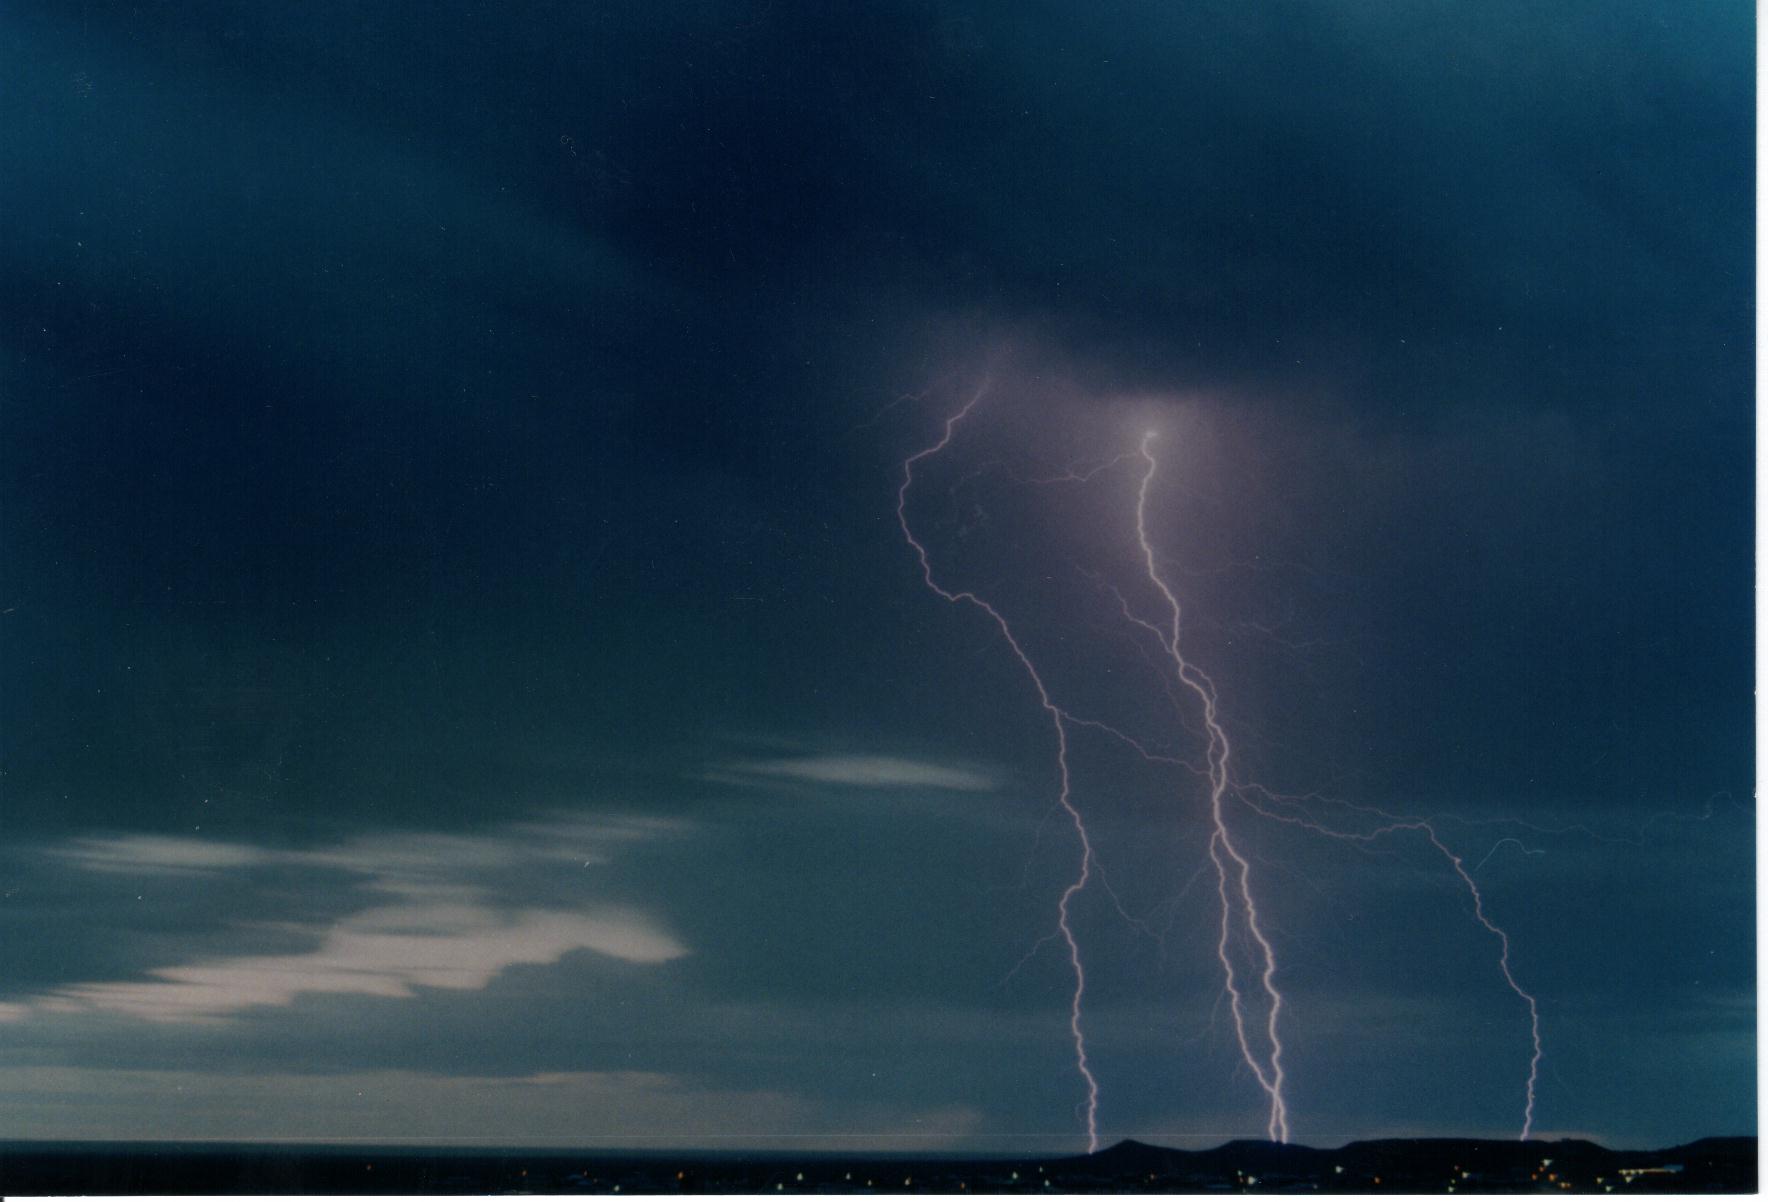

left=1071, top=1133, right=1754, bottom=1191
left=0, top=1134, right=1754, bottom=1193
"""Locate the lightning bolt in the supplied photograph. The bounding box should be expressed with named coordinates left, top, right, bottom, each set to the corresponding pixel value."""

left=1218, top=782, right=1738, bottom=1138
left=1125, top=430, right=1542, bottom=1140
left=1226, top=781, right=1544, bottom=1138
left=895, top=381, right=1102, bottom=1151
left=895, top=392, right=1614, bottom=1146
left=1134, top=431, right=1291, bottom=1142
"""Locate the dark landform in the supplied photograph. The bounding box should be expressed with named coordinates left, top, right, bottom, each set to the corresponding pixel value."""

left=0, top=1135, right=1752, bottom=1194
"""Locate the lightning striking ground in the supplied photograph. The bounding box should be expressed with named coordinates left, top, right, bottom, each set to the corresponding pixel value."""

left=896, top=393, right=1582, bottom=1147
left=895, top=383, right=1103, bottom=1151
left=1134, top=432, right=1291, bottom=1143
left=1226, top=782, right=1545, bottom=1138
left=1128, top=431, right=1540, bottom=1140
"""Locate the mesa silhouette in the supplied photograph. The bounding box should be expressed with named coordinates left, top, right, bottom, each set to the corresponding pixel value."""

left=0, top=1134, right=1751, bottom=1193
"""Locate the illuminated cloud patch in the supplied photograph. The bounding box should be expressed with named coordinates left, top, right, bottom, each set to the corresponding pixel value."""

left=8, top=815, right=690, bottom=1024
left=53, top=835, right=273, bottom=875
left=719, top=755, right=998, bottom=792
left=38, top=905, right=685, bottom=1023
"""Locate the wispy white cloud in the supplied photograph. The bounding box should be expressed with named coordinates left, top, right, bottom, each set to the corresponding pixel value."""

left=55, top=814, right=690, bottom=880
left=37, top=904, right=685, bottom=1023
left=719, top=755, right=998, bottom=792
left=11, top=814, right=691, bottom=1024
left=54, top=835, right=273, bottom=875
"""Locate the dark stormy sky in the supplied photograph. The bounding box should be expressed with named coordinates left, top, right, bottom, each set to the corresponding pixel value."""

left=1, top=0, right=1753, bottom=1151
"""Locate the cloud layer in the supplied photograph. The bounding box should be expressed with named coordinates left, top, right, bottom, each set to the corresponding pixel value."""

left=719, top=755, right=999, bottom=792
left=12, top=817, right=689, bottom=1023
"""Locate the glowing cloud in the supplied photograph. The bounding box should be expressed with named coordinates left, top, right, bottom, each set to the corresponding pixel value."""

left=40, top=904, right=686, bottom=1023
left=723, top=755, right=998, bottom=792
left=9, top=815, right=690, bottom=1025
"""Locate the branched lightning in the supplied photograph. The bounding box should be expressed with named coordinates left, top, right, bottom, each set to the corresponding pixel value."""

left=1134, top=431, right=1291, bottom=1143
left=890, top=390, right=1697, bottom=1147
left=1227, top=784, right=1544, bottom=1138
left=895, top=382, right=1102, bottom=1151
left=1126, top=431, right=1542, bottom=1140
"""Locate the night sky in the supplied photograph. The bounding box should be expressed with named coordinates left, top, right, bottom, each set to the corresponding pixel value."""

left=1, top=0, right=1753, bottom=1152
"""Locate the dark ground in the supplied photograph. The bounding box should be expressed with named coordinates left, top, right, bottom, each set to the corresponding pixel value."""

left=0, top=1135, right=1752, bottom=1193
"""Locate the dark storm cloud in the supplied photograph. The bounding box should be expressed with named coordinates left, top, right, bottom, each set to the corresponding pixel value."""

left=495, top=0, right=1750, bottom=417
left=7, top=0, right=1747, bottom=836
left=13, top=0, right=1748, bottom=445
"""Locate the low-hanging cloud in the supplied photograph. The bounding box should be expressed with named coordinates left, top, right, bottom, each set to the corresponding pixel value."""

left=11, top=814, right=691, bottom=1023
left=37, top=904, right=685, bottom=1023
left=720, top=755, right=999, bottom=792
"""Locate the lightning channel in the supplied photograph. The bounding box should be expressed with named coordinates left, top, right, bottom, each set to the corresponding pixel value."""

left=1225, top=783, right=1544, bottom=1139
left=1134, top=431, right=1291, bottom=1143
left=895, top=382, right=1103, bottom=1151
left=895, top=398, right=1594, bottom=1145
